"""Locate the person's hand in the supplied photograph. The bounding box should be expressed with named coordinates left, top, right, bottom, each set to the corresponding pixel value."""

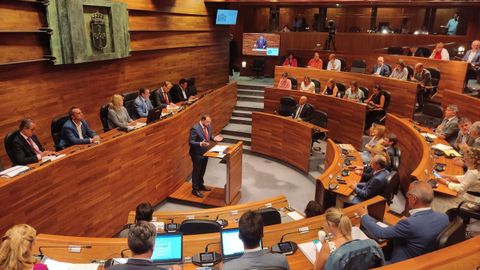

left=437, top=177, right=448, bottom=185
left=200, top=140, right=209, bottom=147
left=128, top=121, right=137, bottom=126
left=354, top=168, right=363, bottom=175
left=214, top=135, right=223, bottom=142
left=92, top=135, right=100, bottom=143
left=453, top=158, right=465, bottom=167
left=349, top=183, right=357, bottom=190
left=357, top=206, right=368, bottom=217
left=168, top=265, right=182, bottom=270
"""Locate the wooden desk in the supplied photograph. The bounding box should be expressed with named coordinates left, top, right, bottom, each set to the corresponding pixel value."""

left=263, top=88, right=366, bottom=149
left=0, top=83, right=237, bottom=237
left=126, top=195, right=289, bottom=227
left=251, top=112, right=326, bottom=173
left=315, top=139, right=363, bottom=209
left=274, top=66, right=418, bottom=119
left=287, top=51, right=469, bottom=99
left=385, top=114, right=462, bottom=196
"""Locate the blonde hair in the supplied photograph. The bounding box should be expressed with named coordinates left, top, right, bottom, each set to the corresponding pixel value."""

left=325, top=207, right=352, bottom=240
left=109, top=94, right=124, bottom=110
left=327, top=78, right=336, bottom=85
left=0, top=224, right=37, bottom=270
left=372, top=124, right=386, bottom=139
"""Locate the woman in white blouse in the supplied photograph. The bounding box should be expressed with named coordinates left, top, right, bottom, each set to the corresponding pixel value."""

left=432, top=147, right=480, bottom=213
left=343, top=81, right=364, bottom=102
left=300, top=76, right=315, bottom=93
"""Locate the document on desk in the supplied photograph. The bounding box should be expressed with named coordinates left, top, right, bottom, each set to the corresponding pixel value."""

left=420, top=133, right=438, bottom=139
left=298, top=240, right=322, bottom=264
left=42, top=154, right=66, bottom=163
left=43, top=258, right=100, bottom=270
left=127, top=122, right=147, bottom=131
left=352, top=226, right=369, bottom=240
left=287, top=211, right=305, bottom=221
left=338, top=144, right=355, bottom=151
left=0, top=165, right=30, bottom=178
left=432, top=143, right=453, bottom=151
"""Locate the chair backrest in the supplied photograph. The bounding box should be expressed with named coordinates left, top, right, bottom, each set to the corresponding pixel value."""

left=391, top=156, right=400, bottom=172
left=310, top=110, right=328, bottom=128
left=179, top=219, right=221, bottom=235
left=255, top=207, right=281, bottom=226
left=288, top=77, right=298, bottom=90
left=278, top=96, right=297, bottom=116
left=422, top=103, right=444, bottom=118
left=387, top=47, right=404, bottom=55
left=436, top=217, right=466, bottom=249
left=252, top=59, right=266, bottom=69
left=415, top=47, right=431, bottom=57
left=350, top=60, right=366, bottom=74
left=382, top=171, right=400, bottom=205
left=4, top=130, right=20, bottom=165
left=406, top=65, right=414, bottom=80
left=99, top=104, right=110, bottom=132
left=358, top=86, right=369, bottom=102
left=339, top=58, right=348, bottom=71
left=384, top=64, right=392, bottom=75
left=382, top=90, right=391, bottom=111
left=426, top=67, right=441, bottom=86
left=187, top=77, right=197, bottom=96
left=311, top=79, right=321, bottom=94
left=336, top=82, right=346, bottom=97
left=394, top=147, right=401, bottom=158
left=51, top=115, right=70, bottom=149
left=122, top=91, right=139, bottom=119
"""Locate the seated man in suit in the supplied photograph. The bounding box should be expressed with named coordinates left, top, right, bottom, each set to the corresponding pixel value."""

left=108, top=221, right=180, bottom=270
left=11, top=119, right=56, bottom=165
left=223, top=211, right=290, bottom=270
left=435, top=104, right=460, bottom=145
left=462, top=40, right=480, bottom=65
left=134, top=88, right=154, bottom=118
left=346, top=155, right=389, bottom=204
left=371, top=56, right=390, bottom=77
left=454, top=117, right=474, bottom=152
left=59, top=107, right=100, bottom=148
left=170, top=78, right=190, bottom=103
left=151, top=81, right=176, bottom=108
left=292, top=96, right=314, bottom=122
left=358, top=181, right=449, bottom=263
left=470, top=121, right=480, bottom=147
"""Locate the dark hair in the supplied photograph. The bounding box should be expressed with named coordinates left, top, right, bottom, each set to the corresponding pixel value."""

left=459, top=117, right=471, bottom=125
left=304, top=200, right=323, bottom=218
left=179, top=78, right=187, bottom=85
left=374, top=155, right=388, bottom=169
left=397, top=61, right=406, bottom=68
left=385, top=133, right=397, bottom=146
left=350, top=81, right=358, bottom=89
left=128, top=221, right=156, bottom=255
left=135, top=202, right=154, bottom=222
left=238, top=211, right=263, bottom=249
left=374, top=84, right=382, bottom=91
left=68, top=106, right=80, bottom=118
left=19, top=119, right=34, bottom=130
left=139, top=88, right=148, bottom=95
left=200, top=114, right=210, bottom=121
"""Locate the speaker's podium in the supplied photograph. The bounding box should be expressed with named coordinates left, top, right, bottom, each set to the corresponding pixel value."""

left=169, top=141, right=243, bottom=207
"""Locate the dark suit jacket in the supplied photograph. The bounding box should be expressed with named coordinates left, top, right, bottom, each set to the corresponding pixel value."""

left=355, top=169, right=389, bottom=200
left=371, top=64, right=390, bottom=77
left=436, top=116, right=459, bottom=145
left=59, top=119, right=97, bottom=148
left=170, top=84, right=190, bottom=103
left=11, top=133, right=45, bottom=165
left=292, top=103, right=314, bottom=122
left=189, top=122, right=214, bottom=156
left=463, top=50, right=480, bottom=65
left=361, top=209, right=449, bottom=263
left=151, top=88, right=172, bottom=108
left=107, top=258, right=167, bottom=270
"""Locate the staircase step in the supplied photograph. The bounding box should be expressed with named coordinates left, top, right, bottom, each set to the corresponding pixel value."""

left=238, top=95, right=264, bottom=103
left=220, top=134, right=251, bottom=146
left=221, top=123, right=252, bottom=138
left=236, top=101, right=264, bottom=109
left=235, top=106, right=263, bottom=112
left=230, top=116, right=252, bottom=125
left=238, top=89, right=265, bottom=96
left=237, top=84, right=267, bottom=91
left=232, top=111, right=252, bottom=118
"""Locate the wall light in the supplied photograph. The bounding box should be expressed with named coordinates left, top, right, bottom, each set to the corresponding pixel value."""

left=241, top=61, right=247, bottom=68
left=458, top=46, right=465, bottom=53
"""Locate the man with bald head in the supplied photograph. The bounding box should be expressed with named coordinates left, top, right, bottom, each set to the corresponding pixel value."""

left=326, top=53, right=341, bottom=71
left=348, top=155, right=390, bottom=204
left=372, top=56, right=390, bottom=77
left=359, top=181, right=449, bottom=263
left=292, top=96, right=314, bottom=122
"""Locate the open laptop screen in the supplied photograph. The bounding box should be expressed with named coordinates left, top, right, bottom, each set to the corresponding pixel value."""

left=221, top=228, right=262, bottom=259
left=151, top=233, right=183, bottom=264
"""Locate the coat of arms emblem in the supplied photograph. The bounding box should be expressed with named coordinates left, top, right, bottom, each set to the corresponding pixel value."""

left=90, top=11, right=107, bottom=50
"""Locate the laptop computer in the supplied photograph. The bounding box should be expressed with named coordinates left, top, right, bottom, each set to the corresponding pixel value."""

left=146, top=107, right=162, bottom=124
left=221, top=228, right=263, bottom=261
left=151, top=233, right=183, bottom=265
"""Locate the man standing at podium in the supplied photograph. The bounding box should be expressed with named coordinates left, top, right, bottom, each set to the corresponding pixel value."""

left=189, top=114, right=223, bottom=198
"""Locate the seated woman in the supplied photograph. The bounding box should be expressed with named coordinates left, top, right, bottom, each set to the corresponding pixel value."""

left=429, top=42, right=450, bottom=60
left=0, top=224, right=48, bottom=270
left=322, top=78, right=338, bottom=97
left=300, top=76, right=315, bottom=93
left=313, top=207, right=384, bottom=270
left=107, top=94, right=137, bottom=129
left=282, top=52, right=298, bottom=67
left=364, top=84, right=386, bottom=131
left=361, top=124, right=386, bottom=163
left=277, top=72, right=292, bottom=90
left=433, top=147, right=480, bottom=214
left=344, top=81, right=364, bottom=102
left=389, top=61, right=409, bottom=81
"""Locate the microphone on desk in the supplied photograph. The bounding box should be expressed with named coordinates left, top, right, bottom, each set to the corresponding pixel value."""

left=271, top=226, right=323, bottom=256
left=38, top=245, right=92, bottom=256
left=164, top=217, right=180, bottom=233
left=192, top=242, right=222, bottom=267
left=214, top=213, right=230, bottom=228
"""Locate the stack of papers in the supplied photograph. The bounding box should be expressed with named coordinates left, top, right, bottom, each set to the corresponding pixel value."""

left=420, top=133, right=438, bottom=139
left=432, top=143, right=453, bottom=151
left=127, top=122, right=147, bottom=131
left=0, top=165, right=30, bottom=178
left=41, top=154, right=66, bottom=163
left=208, top=145, right=228, bottom=158
left=338, top=144, right=355, bottom=151
left=43, top=258, right=100, bottom=270
left=286, top=211, right=305, bottom=221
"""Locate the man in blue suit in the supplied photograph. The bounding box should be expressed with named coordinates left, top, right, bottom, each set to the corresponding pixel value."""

left=359, top=181, right=449, bottom=264
left=134, top=88, right=153, bottom=118
left=189, top=114, right=223, bottom=198
left=60, top=107, right=100, bottom=148
left=348, top=155, right=390, bottom=204
left=463, top=40, right=480, bottom=66
left=254, top=35, right=267, bottom=49
left=371, top=56, right=390, bottom=77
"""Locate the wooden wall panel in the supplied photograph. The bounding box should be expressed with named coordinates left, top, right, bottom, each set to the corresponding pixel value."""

left=442, top=90, right=480, bottom=122
left=0, top=83, right=237, bottom=237
left=0, top=0, right=230, bottom=167
left=274, top=66, right=418, bottom=119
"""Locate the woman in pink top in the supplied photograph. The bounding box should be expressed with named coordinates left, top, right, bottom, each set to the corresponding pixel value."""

left=282, top=52, right=298, bottom=67
left=0, top=224, right=49, bottom=270
left=277, top=72, right=292, bottom=90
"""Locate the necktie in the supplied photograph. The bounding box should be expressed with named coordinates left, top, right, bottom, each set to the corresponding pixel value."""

left=164, top=93, right=170, bottom=104
left=295, top=105, right=303, bottom=119
left=27, top=138, right=42, bottom=155
left=203, top=126, right=209, bottom=142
